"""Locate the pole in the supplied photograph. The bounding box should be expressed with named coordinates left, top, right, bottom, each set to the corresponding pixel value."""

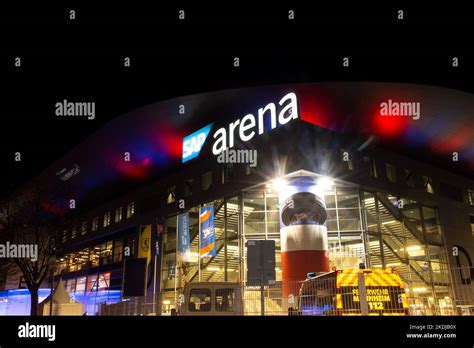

left=260, top=241, right=265, bottom=316
left=198, top=206, right=202, bottom=282
left=49, top=234, right=56, bottom=316
left=140, top=224, right=148, bottom=315
left=358, top=272, right=369, bottom=315
left=224, top=198, right=228, bottom=281
left=50, top=268, right=54, bottom=316
left=174, top=215, right=179, bottom=307
left=152, top=240, right=158, bottom=315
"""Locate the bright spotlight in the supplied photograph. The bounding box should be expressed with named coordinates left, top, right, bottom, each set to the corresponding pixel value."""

left=271, top=178, right=287, bottom=193
left=317, top=176, right=334, bottom=190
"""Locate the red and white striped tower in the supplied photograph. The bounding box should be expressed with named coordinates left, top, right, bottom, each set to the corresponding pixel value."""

left=278, top=176, right=330, bottom=298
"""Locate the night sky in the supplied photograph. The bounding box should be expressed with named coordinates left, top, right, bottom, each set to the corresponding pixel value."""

left=2, top=3, right=474, bottom=199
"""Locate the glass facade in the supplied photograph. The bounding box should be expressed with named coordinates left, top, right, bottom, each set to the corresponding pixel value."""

left=160, top=171, right=454, bottom=315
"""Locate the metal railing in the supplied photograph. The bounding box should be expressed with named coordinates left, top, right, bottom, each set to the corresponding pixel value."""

left=99, top=266, right=474, bottom=316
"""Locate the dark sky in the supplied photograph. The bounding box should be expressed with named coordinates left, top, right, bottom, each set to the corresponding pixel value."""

left=2, top=3, right=474, bottom=198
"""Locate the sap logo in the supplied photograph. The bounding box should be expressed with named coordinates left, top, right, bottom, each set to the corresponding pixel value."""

left=182, top=123, right=213, bottom=163
left=182, top=92, right=299, bottom=162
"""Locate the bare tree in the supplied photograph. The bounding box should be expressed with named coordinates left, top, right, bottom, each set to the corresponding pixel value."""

left=0, top=182, right=61, bottom=315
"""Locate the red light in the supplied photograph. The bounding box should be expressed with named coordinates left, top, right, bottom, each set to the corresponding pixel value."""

left=371, top=110, right=408, bottom=138
left=298, top=90, right=332, bottom=129
left=430, top=126, right=474, bottom=153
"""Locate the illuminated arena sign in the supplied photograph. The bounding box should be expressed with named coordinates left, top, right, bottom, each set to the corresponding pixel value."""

left=212, top=92, right=299, bottom=155
left=182, top=92, right=299, bottom=162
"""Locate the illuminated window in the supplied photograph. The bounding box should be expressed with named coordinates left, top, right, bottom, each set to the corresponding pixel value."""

left=62, top=229, right=68, bottom=243
left=423, top=176, right=434, bottom=194
left=86, top=275, right=97, bottom=292
left=215, top=288, right=235, bottom=312
left=167, top=186, right=176, bottom=204
left=71, top=227, right=77, bottom=239
left=76, top=277, right=86, bottom=292
left=385, top=163, right=397, bottom=183
left=115, top=207, right=123, bottom=223
left=103, top=212, right=111, bottom=227
left=65, top=279, right=76, bottom=292
left=468, top=190, right=474, bottom=205
left=101, top=241, right=113, bottom=265
left=96, top=272, right=110, bottom=291
left=92, top=217, right=99, bottom=231
left=188, top=288, right=211, bottom=312
left=202, top=171, right=212, bottom=190
left=245, top=164, right=251, bottom=175
left=81, top=221, right=88, bottom=235
left=113, top=239, right=123, bottom=262
left=405, top=169, right=415, bottom=188
left=126, top=202, right=135, bottom=219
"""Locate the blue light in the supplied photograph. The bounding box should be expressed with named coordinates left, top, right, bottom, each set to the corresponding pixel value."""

left=300, top=304, right=333, bottom=316
left=0, top=288, right=122, bottom=316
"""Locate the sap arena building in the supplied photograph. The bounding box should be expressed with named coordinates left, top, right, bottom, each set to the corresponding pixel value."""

left=1, top=83, right=474, bottom=316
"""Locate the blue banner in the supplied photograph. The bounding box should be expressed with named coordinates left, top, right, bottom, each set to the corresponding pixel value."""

left=177, top=212, right=191, bottom=262
left=199, top=205, right=216, bottom=258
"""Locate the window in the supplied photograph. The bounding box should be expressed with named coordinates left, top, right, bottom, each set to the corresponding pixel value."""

left=369, top=159, right=377, bottom=178
left=62, top=229, right=68, bottom=243
left=343, top=150, right=354, bottom=171
left=440, top=183, right=463, bottom=202
left=103, top=212, right=111, bottom=227
left=65, top=279, right=76, bottom=292
left=126, top=202, right=135, bottom=219
left=223, top=164, right=234, bottom=183
left=245, top=164, right=251, bottom=175
left=347, top=159, right=354, bottom=171
left=124, top=236, right=136, bottom=257
left=81, top=221, right=88, bottom=235
left=470, top=215, right=474, bottom=239
left=468, top=190, right=474, bottom=205
left=215, top=288, right=235, bottom=312
left=86, top=275, right=97, bottom=292
left=115, top=207, right=123, bottom=223
left=167, top=186, right=176, bottom=204
left=385, top=163, right=397, bottom=183
left=101, top=241, right=113, bottom=265
left=405, top=169, right=415, bottom=188
left=92, top=217, right=99, bottom=232
left=423, top=176, right=434, bottom=194
left=113, top=239, right=123, bottom=263
left=96, top=272, right=110, bottom=291
left=76, top=277, right=86, bottom=292
left=202, top=171, right=212, bottom=190
left=188, top=289, right=211, bottom=312
left=71, top=227, right=77, bottom=239
left=185, top=179, right=193, bottom=197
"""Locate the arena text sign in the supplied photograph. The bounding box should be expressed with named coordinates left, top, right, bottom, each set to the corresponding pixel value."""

left=182, top=92, right=299, bottom=162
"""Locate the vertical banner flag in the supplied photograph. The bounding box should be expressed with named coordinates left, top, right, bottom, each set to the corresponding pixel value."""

left=139, top=225, right=152, bottom=265
left=199, top=205, right=216, bottom=258
left=177, top=212, right=191, bottom=262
